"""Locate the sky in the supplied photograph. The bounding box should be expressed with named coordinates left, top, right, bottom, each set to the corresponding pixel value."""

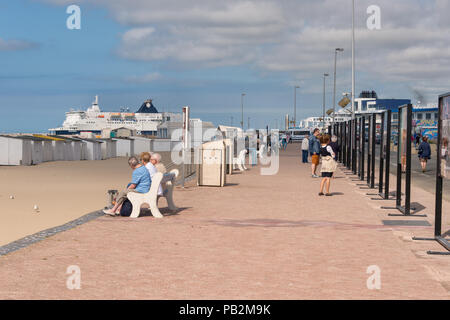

left=0, top=0, right=449, bottom=132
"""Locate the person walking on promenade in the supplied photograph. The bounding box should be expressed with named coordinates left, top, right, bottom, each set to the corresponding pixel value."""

left=415, top=133, right=421, bottom=149
left=418, top=136, right=431, bottom=172
left=318, top=134, right=337, bottom=196
left=309, top=128, right=321, bottom=178
left=329, top=135, right=340, bottom=178
left=301, top=135, right=309, bottom=163
left=281, top=133, right=288, bottom=151
left=329, top=135, right=340, bottom=161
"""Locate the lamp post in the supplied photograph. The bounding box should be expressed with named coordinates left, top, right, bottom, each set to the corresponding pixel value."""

left=241, top=93, right=246, bottom=129
left=294, top=86, right=300, bottom=127
left=351, top=0, right=356, bottom=120
left=323, top=73, right=329, bottom=129
left=333, top=48, right=344, bottom=129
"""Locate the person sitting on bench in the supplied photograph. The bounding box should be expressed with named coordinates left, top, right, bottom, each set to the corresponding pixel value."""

left=103, top=156, right=151, bottom=216
left=151, top=153, right=167, bottom=174
left=140, top=152, right=163, bottom=196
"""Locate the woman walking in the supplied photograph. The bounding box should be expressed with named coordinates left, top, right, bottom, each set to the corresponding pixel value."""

left=418, top=136, right=431, bottom=172
left=318, top=134, right=337, bottom=196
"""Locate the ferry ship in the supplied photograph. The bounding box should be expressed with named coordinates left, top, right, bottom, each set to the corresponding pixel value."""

left=49, top=96, right=182, bottom=136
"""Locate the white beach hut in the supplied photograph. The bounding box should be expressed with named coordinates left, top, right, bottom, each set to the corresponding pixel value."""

left=81, top=138, right=102, bottom=161
left=41, top=139, right=54, bottom=162
left=17, top=136, right=44, bottom=165
left=131, top=137, right=151, bottom=155
left=52, top=139, right=66, bottom=161
left=100, top=139, right=117, bottom=160
left=71, top=138, right=83, bottom=161
left=0, top=135, right=32, bottom=166
left=114, top=138, right=135, bottom=157
left=52, top=136, right=83, bottom=161
left=60, top=138, right=75, bottom=161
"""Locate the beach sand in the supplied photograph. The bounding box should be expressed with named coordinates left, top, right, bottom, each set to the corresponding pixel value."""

left=0, top=157, right=145, bottom=246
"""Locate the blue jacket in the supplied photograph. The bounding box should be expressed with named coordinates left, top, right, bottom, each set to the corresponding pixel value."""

left=309, top=135, right=320, bottom=154
left=418, top=141, right=431, bottom=159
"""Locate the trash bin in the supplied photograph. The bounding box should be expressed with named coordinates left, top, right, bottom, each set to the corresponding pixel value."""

left=197, top=141, right=226, bottom=187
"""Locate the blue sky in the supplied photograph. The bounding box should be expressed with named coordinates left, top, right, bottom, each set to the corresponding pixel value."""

left=1, top=0, right=449, bottom=132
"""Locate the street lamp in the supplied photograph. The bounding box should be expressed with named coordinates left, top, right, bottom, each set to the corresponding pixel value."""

left=333, top=48, right=344, bottom=128
left=351, top=0, right=356, bottom=120
left=323, top=73, right=329, bottom=129
left=241, top=93, right=246, bottom=129
left=294, top=86, right=300, bottom=127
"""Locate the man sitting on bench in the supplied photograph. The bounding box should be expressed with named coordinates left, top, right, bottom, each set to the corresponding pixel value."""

left=103, top=156, right=151, bottom=216
left=140, top=152, right=163, bottom=196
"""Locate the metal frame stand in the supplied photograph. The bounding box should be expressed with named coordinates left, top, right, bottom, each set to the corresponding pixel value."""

left=413, top=93, right=450, bottom=254
left=382, top=104, right=426, bottom=217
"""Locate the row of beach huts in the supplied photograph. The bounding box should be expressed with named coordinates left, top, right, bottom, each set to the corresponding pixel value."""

left=0, top=134, right=180, bottom=166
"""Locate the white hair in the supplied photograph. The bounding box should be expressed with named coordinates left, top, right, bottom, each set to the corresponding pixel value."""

left=151, top=153, right=162, bottom=163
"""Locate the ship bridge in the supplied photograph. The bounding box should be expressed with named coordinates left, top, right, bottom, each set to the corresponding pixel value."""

left=136, top=99, right=158, bottom=113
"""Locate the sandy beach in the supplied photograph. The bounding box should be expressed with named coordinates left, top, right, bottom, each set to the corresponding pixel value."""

left=0, top=157, right=137, bottom=246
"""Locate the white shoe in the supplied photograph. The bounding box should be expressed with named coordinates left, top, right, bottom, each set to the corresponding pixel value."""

left=103, top=209, right=116, bottom=216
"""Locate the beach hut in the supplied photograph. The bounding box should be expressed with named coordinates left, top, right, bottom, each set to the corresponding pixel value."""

left=131, top=137, right=151, bottom=155
left=52, top=139, right=66, bottom=161
left=33, top=135, right=65, bottom=162
left=0, top=135, right=32, bottom=166
left=100, top=139, right=117, bottom=159
left=114, top=138, right=135, bottom=157
left=33, top=137, right=54, bottom=162
left=71, top=138, right=83, bottom=161
left=81, top=138, right=102, bottom=160
left=151, top=138, right=172, bottom=152
left=16, top=136, right=45, bottom=165
left=50, top=136, right=84, bottom=161
left=63, top=139, right=75, bottom=161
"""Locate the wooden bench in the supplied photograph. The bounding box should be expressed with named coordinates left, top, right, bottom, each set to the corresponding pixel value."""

left=127, top=169, right=179, bottom=218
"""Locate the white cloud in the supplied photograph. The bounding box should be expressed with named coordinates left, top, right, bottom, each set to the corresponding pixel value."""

left=37, top=0, right=450, bottom=100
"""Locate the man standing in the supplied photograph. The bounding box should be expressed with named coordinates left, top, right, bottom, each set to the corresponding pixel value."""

left=301, top=135, right=309, bottom=163
left=309, top=128, right=321, bottom=177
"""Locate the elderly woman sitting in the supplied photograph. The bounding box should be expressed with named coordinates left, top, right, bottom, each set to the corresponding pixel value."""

left=103, top=156, right=151, bottom=216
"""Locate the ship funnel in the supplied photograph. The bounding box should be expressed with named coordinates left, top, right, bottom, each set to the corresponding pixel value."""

left=93, top=95, right=99, bottom=105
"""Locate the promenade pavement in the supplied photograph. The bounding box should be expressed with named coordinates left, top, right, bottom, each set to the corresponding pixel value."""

left=0, top=144, right=449, bottom=299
